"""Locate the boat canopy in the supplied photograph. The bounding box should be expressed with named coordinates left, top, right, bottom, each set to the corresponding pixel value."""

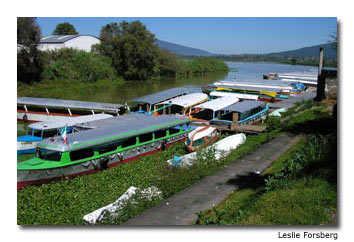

left=220, top=100, right=266, bottom=113
left=193, top=96, right=239, bottom=112
left=131, top=86, right=201, bottom=105
left=17, top=97, right=124, bottom=112
left=217, top=84, right=285, bottom=93
left=28, top=114, right=113, bottom=131
left=37, top=113, right=191, bottom=152
left=209, top=91, right=258, bottom=100
left=214, top=80, right=294, bottom=89
left=157, top=93, right=208, bottom=109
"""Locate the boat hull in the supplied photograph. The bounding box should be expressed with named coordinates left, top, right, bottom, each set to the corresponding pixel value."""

left=17, top=110, right=80, bottom=123
left=17, top=134, right=188, bottom=190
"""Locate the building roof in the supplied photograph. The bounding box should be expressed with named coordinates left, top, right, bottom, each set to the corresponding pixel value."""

left=40, top=35, right=100, bottom=44
left=38, top=113, right=190, bottom=152
left=28, top=114, right=112, bottom=131
left=158, top=93, right=208, bottom=108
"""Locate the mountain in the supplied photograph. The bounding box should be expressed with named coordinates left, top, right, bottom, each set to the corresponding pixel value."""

left=267, top=44, right=337, bottom=59
left=155, top=40, right=215, bottom=56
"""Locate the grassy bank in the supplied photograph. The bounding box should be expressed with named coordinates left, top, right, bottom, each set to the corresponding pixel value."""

left=194, top=101, right=337, bottom=225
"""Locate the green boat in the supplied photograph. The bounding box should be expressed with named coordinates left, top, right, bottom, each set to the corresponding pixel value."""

left=17, top=113, right=192, bottom=190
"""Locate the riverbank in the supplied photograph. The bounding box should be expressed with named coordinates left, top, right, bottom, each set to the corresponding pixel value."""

left=17, top=99, right=335, bottom=225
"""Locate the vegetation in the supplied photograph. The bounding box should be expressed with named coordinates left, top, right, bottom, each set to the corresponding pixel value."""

left=178, top=57, right=229, bottom=76
left=17, top=17, right=43, bottom=84
left=194, top=100, right=337, bottom=225
left=52, top=22, right=78, bottom=35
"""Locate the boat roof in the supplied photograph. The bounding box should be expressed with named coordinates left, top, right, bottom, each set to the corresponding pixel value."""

left=28, top=114, right=113, bottom=130
left=17, top=97, right=124, bottom=112
left=219, top=100, right=266, bottom=113
left=217, top=84, right=285, bottom=93
left=131, top=86, right=201, bottom=105
left=214, top=80, right=294, bottom=89
left=194, top=96, right=239, bottom=112
left=158, top=93, right=208, bottom=108
left=38, top=113, right=190, bottom=152
left=209, top=91, right=259, bottom=100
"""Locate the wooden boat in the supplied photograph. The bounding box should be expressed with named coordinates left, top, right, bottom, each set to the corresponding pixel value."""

left=17, top=113, right=193, bottom=190
left=184, top=125, right=221, bottom=152
left=17, top=114, right=112, bottom=155
left=189, top=96, right=239, bottom=123
left=17, top=97, right=126, bottom=123
left=209, top=91, right=259, bottom=101
left=167, top=133, right=246, bottom=167
left=150, top=93, right=208, bottom=116
left=209, top=101, right=269, bottom=128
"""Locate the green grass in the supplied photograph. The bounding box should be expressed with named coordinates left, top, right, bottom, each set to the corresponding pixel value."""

left=194, top=109, right=337, bottom=226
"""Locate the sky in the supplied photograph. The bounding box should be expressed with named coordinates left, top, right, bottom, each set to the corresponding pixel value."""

left=36, top=17, right=337, bottom=55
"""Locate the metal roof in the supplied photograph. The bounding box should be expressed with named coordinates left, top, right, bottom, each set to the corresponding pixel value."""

left=217, top=84, right=284, bottom=93
left=209, top=91, right=259, bottom=100
left=40, top=35, right=100, bottom=43
left=194, top=96, right=239, bottom=112
left=28, top=114, right=113, bottom=131
left=158, top=93, right=208, bottom=108
left=131, top=86, right=202, bottom=105
left=38, top=113, right=190, bottom=152
left=214, top=80, right=294, bottom=89
left=18, top=97, right=124, bottom=112
left=219, top=101, right=266, bottom=113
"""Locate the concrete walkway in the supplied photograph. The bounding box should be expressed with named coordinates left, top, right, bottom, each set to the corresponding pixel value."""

left=124, top=133, right=301, bottom=226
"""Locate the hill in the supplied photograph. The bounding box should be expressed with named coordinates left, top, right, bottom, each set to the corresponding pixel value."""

left=155, top=40, right=215, bottom=56
left=267, top=44, right=337, bottom=59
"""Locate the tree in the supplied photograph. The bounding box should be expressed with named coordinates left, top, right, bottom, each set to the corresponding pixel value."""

left=94, top=21, right=160, bottom=80
left=52, top=22, right=78, bottom=35
left=329, top=32, right=338, bottom=53
left=17, top=17, right=43, bottom=83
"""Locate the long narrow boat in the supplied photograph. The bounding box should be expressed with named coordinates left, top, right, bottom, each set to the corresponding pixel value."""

left=151, top=93, right=208, bottom=116
left=209, top=91, right=259, bottom=101
left=209, top=100, right=268, bottom=127
left=17, top=114, right=113, bottom=155
left=17, top=113, right=192, bottom=190
left=189, top=96, right=239, bottom=123
left=17, top=97, right=126, bottom=122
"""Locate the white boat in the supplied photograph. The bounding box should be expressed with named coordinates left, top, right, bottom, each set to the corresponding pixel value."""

left=185, top=125, right=221, bottom=152
left=190, top=96, right=239, bottom=123
left=209, top=91, right=259, bottom=101
left=17, top=114, right=112, bottom=155
left=269, top=108, right=288, bottom=117
left=168, top=133, right=246, bottom=167
left=17, top=97, right=125, bottom=122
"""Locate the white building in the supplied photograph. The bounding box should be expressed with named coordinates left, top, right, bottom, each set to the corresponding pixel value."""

left=38, top=35, right=101, bottom=52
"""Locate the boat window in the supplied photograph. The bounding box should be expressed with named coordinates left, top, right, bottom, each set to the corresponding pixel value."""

left=185, top=139, right=191, bottom=146
left=33, top=129, right=42, bottom=138
left=168, top=126, right=180, bottom=135
left=139, top=133, right=153, bottom=143
left=154, top=130, right=166, bottom=139
left=70, top=109, right=95, bottom=115
left=42, top=129, right=59, bottom=138
left=36, top=148, right=62, bottom=161
left=192, top=138, right=205, bottom=147
left=46, top=107, right=71, bottom=115
left=93, top=142, right=119, bottom=155
left=17, top=104, right=26, bottom=111
left=70, top=148, right=94, bottom=161
left=121, top=137, right=137, bottom=148
left=27, top=106, right=46, bottom=113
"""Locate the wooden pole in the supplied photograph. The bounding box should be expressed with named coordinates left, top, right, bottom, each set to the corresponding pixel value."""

left=231, top=113, right=239, bottom=130
left=316, top=46, right=325, bottom=101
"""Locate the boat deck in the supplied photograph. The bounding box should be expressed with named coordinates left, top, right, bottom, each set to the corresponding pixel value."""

left=268, top=91, right=316, bottom=109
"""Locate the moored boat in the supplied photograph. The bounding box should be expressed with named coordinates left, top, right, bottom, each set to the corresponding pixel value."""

left=17, top=114, right=113, bottom=155
left=167, top=133, right=246, bottom=167
left=17, top=113, right=193, bottom=190
left=17, top=97, right=126, bottom=122
left=185, top=125, right=221, bottom=152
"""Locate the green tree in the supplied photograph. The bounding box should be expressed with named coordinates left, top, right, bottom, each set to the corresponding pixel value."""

left=94, top=21, right=160, bottom=80
left=52, top=22, right=78, bottom=35
left=329, top=32, right=338, bottom=53
left=17, top=17, right=43, bottom=83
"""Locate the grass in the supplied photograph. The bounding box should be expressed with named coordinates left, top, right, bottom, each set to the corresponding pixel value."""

left=194, top=101, right=337, bottom=225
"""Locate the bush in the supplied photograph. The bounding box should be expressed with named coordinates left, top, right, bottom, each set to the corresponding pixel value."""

left=41, top=48, right=119, bottom=83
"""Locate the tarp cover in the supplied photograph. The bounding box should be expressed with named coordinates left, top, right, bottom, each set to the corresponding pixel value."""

left=158, top=93, right=208, bottom=108
left=193, top=96, right=239, bottom=112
